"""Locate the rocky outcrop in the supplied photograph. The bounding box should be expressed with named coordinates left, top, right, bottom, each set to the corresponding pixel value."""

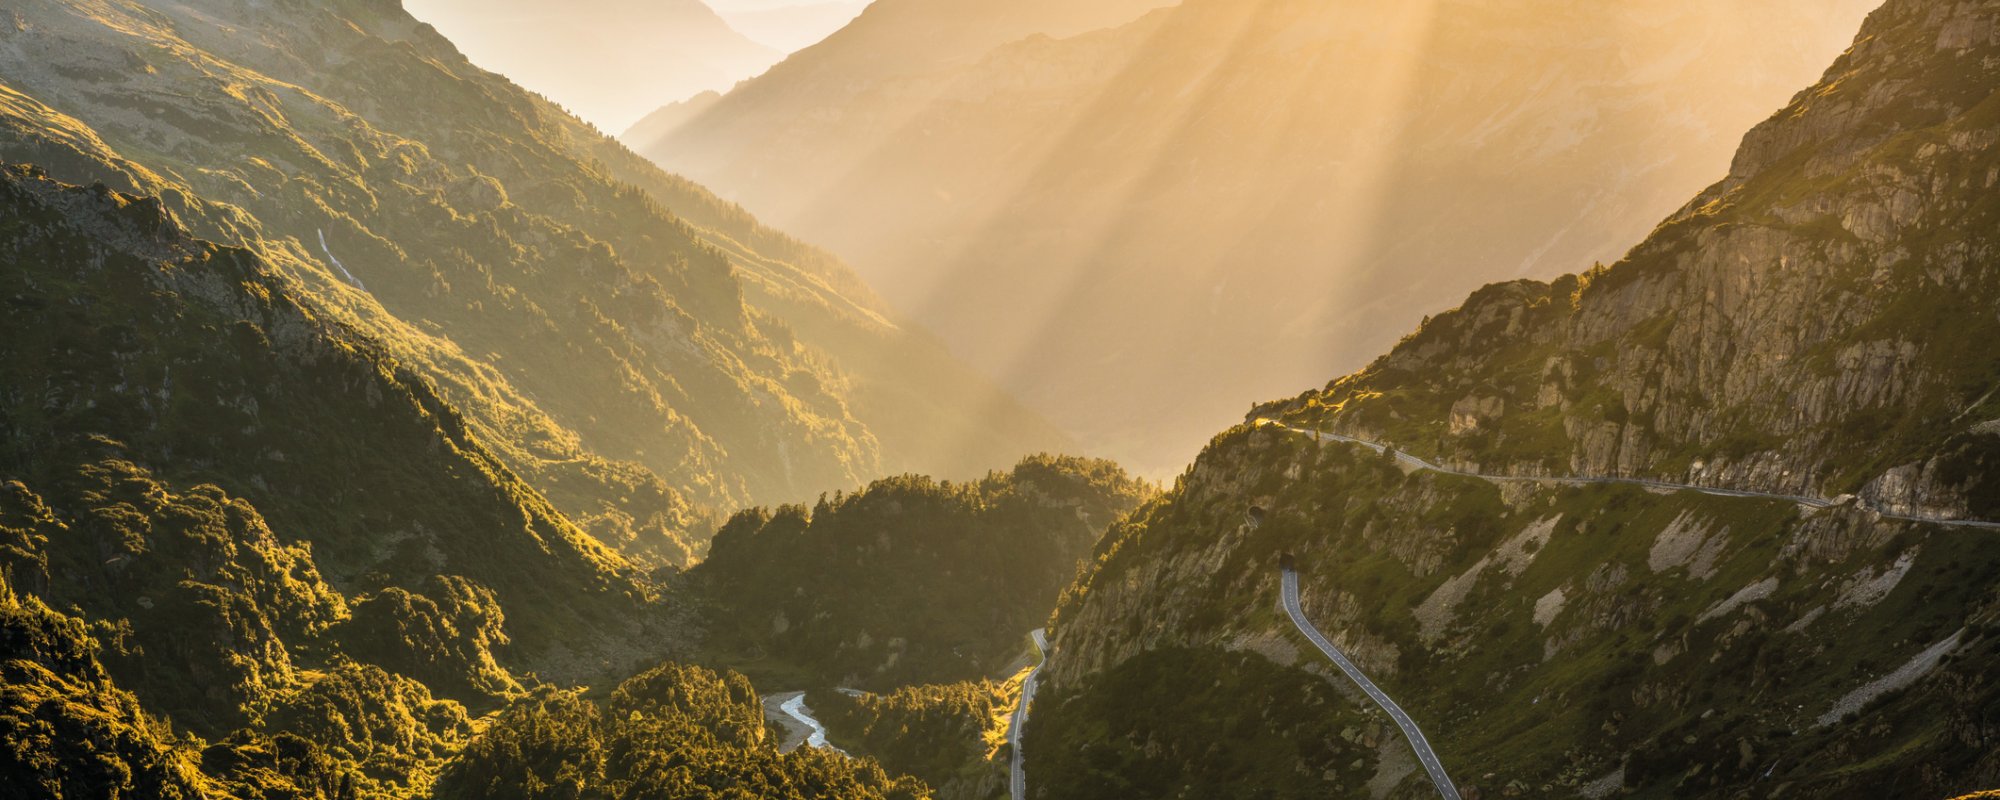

left=1269, top=0, right=2000, bottom=518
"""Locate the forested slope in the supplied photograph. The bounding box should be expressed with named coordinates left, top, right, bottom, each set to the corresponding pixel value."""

left=694, top=456, right=1151, bottom=688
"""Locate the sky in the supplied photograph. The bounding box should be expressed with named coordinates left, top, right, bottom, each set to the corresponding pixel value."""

left=705, top=0, right=841, bottom=10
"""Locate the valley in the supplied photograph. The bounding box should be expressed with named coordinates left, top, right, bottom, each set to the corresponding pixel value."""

left=3, top=0, right=1998, bottom=798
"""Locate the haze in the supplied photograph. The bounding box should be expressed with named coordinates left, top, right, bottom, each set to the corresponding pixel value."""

left=630, top=0, right=1877, bottom=476
left=391, top=0, right=1882, bottom=477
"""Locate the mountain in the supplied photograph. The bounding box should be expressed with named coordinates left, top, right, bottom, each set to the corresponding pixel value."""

left=0, top=0, right=1069, bottom=569
left=402, top=0, right=782, bottom=131
left=0, top=0, right=1078, bottom=790
left=0, top=159, right=1052, bottom=799
left=1031, top=0, right=2000, bottom=796
left=631, top=0, right=1878, bottom=477
left=691, top=456, right=1152, bottom=689
left=0, top=162, right=660, bottom=798
left=0, top=163, right=653, bottom=689
left=711, top=0, right=874, bottom=53
left=621, top=0, right=1173, bottom=145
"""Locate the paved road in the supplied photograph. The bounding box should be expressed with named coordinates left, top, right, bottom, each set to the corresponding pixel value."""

left=1010, top=628, right=1049, bottom=800
left=1259, top=420, right=2000, bottom=530
left=1282, top=567, right=1462, bottom=800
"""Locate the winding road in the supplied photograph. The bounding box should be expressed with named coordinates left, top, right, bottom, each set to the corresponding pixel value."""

left=1009, top=629, right=1049, bottom=800
left=1283, top=565, right=1462, bottom=800
left=1259, top=420, right=2000, bottom=530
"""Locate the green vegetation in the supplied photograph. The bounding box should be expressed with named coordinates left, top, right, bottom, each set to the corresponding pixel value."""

left=4, top=563, right=937, bottom=800
left=0, top=166, right=653, bottom=688
left=340, top=577, right=522, bottom=705
left=0, top=164, right=650, bottom=799
left=0, top=165, right=1121, bottom=799
left=1056, top=425, right=2000, bottom=797
left=1027, top=648, right=1377, bottom=800
left=695, top=456, right=1152, bottom=688
left=0, top=572, right=214, bottom=798
left=818, top=681, right=1017, bottom=800
left=262, top=663, right=474, bottom=798
left=433, top=663, right=931, bottom=800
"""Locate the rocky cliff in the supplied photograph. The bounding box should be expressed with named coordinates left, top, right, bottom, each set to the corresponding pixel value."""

left=1035, top=1, right=2000, bottom=796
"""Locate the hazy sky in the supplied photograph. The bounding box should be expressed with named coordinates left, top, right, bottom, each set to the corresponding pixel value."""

left=406, top=0, right=869, bottom=130
left=705, top=0, right=836, bottom=9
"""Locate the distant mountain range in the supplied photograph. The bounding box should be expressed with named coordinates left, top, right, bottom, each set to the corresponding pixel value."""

left=402, top=0, right=784, bottom=131
left=622, top=0, right=1174, bottom=147
left=631, top=0, right=1878, bottom=477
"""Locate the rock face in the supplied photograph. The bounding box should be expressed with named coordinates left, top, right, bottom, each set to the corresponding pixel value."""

left=0, top=0, right=1069, bottom=569
left=1035, top=1, right=2000, bottom=797
left=1269, top=0, right=2000, bottom=521
left=635, top=0, right=1877, bottom=477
